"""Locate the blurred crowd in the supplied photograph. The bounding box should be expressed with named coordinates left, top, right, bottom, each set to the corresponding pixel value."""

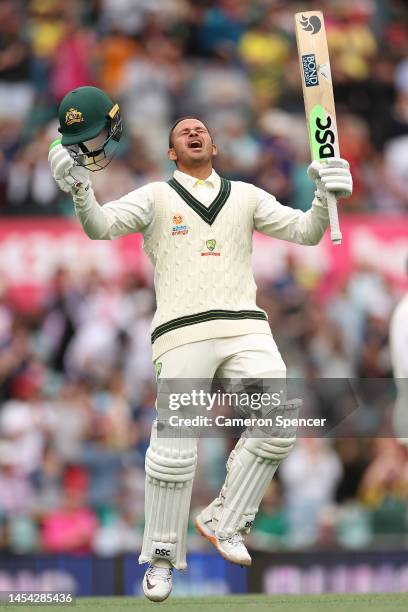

left=0, top=0, right=407, bottom=556
left=0, top=0, right=408, bottom=214
left=0, top=257, right=406, bottom=555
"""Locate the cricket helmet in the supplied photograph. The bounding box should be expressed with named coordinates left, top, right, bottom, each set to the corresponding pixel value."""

left=57, top=86, right=123, bottom=171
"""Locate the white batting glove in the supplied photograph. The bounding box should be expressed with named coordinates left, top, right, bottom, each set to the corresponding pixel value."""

left=307, top=157, right=353, bottom=199
left=48, top=140, right=90, bottom=195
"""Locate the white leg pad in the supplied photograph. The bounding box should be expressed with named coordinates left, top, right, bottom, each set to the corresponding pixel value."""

left=210, top=433, right=296, bottom=540
left=139, top=421, right=197, bottom=570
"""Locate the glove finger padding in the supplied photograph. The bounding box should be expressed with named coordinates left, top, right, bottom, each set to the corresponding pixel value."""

left=56, top=178, right=74, bottom=194
left=307, top=160, right=322, bottom=181
left=54, top=158, right=75, bottom=182
left=320, top=171, right=352, bottom=197
left=307, top=157, right=352, bottom=199
left=48, top=144, right=74, bottom=178
left=323, top=183, right=352, bottom=198
left=320, top=156, right=350, bottom=170
left=49, top=141, right=90, bottom=194
left=319, top=157, right=353, bottom=198
left=323, top=179, right=352, bottom=188
left=319, top=167, right=350, bottom=178
left=307, top=160, right=327, bottom=203
left=67, top=165, right=89, bottom=188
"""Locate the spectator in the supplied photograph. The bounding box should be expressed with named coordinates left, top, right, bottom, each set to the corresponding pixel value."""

left=0, top=0, right=406, bottom=215
left=0, top=441, right=36, bottom=515
left=359, top=439, right=408, bottom=536
left=0, top=0, right=405, bottom=555
left=280, top=439, right=343, bottom=547
left=249, top=481, right=288, bottom=550
left=41, top=466, right=98, bottom=553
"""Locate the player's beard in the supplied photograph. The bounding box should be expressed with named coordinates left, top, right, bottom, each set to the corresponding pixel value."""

left=179, top=147, right=212, bottom=168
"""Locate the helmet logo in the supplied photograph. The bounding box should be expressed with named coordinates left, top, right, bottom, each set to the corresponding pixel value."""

left=65, top=107, right=84, bottom=126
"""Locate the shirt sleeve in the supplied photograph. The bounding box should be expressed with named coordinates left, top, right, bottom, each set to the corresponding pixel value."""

left=253, top=186, right=329, bottom=245
left=72, top=183, right=154, bottom=240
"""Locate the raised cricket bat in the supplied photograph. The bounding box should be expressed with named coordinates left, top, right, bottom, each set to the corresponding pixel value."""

left=295, top=11, right=342, bottom=245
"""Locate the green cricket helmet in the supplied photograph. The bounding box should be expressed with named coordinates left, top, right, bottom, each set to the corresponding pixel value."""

left=57, top=86, right=123, bottom=171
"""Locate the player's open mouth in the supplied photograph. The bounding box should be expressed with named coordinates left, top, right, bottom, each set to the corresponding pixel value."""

left=188, top=140, right=203, bottom=149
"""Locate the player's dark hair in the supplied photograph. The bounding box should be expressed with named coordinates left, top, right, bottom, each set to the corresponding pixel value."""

left=168, top=116, right=212, bottom=147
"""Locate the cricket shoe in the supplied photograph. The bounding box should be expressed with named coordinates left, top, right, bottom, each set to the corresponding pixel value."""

left=142, top=560, right=173, bottom=602
left=195, top=511, right=252, bottom=567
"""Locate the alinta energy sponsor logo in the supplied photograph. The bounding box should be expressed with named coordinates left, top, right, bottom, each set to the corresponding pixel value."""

left=171, top=213, right=189, bottom=236
left=201, top=238, right=220, bottom=256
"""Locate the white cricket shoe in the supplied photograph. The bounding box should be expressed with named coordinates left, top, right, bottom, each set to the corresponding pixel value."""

left=195, top=512, right=252, bottom=567
left=142, top=560, right=173, bottom=602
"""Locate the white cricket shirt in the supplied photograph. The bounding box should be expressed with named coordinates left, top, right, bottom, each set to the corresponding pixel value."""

left=73, top=169, right=329, bottom=360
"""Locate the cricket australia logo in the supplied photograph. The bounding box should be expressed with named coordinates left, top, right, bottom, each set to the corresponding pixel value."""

left=299, top=14, right=321, bottom=34
left=171, top=213, right=189, bottom=236
left=201, top=238, right=220, bottom=257
left=65, top=107, right=84, bottom=126
left=155, top=362, right=162, bottom=379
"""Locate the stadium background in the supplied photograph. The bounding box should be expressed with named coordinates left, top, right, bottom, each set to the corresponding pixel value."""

left=0, top=0, right=407, bottom=598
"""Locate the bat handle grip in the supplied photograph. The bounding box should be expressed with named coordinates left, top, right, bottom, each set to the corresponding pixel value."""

left=327, top=191, right=342, bottom=245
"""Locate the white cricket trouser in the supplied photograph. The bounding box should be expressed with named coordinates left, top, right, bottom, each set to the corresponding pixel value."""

left=139, top=333, right=288, bottom=569
left=154, top=333, right=286, bottom=378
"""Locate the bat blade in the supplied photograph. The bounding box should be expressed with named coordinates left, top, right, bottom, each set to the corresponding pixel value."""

left=295, top=11, right=340, bottom=161
left=295, top=11, right=342, bottom=244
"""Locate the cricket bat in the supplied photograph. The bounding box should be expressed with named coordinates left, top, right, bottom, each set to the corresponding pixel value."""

left=295, top=11, right=342, bottom=245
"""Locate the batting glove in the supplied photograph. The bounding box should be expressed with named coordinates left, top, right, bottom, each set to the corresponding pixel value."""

left=307, top=157, right=353, bottom=199
left=48, top=140, right=90, bottom=195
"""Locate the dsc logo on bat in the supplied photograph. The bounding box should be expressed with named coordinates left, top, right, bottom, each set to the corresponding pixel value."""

left=315, top=115, right=335, bottom=158
left=310, top=105, right=336, bottom=160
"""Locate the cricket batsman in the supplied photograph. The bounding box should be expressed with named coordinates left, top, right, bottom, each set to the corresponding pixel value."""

left=390, top=261, right=408, bottom=445
left=48, top=86, right=352, bottom=602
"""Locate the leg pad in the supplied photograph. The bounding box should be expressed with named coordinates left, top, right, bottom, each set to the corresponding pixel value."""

left=210, top=400, right=301, bottom=539
left=139, top=422, right=197, bottom=569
